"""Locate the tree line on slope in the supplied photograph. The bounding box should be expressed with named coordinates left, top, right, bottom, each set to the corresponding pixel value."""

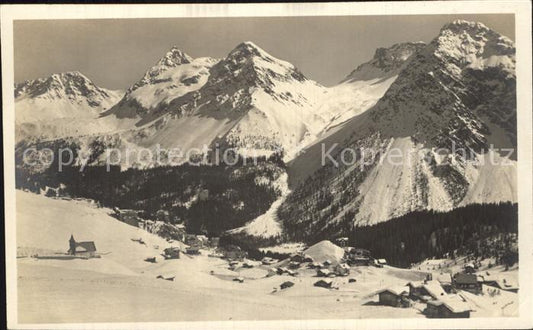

left=16, top=144, right=285, bottom=236
left=349, top=202, right=518, bottom=268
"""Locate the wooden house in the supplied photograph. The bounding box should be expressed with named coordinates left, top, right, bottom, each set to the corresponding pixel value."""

left=453, top=273, right=482, bottom=293
left=376, top=286, right=411, bottom=307
left=425, top=299, right=471, bottom=318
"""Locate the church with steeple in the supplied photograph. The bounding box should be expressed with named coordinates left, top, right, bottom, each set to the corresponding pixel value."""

left=68, top=234, right=97, bottom=257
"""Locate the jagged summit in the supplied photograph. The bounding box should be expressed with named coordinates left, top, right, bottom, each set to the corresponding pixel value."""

left=427, top=20, right=515, bottom=76
left=128, top=47, right=198, bottom=93
left=441, top=19, right=491, bottom=34
left=51, top=70, right=87, bottom=80
left=228, top=41, right=270, bottom=58
left=343, top=41, right=426, bottom=82
left=14, top=71, right=123, bottom=127
left=156, top=46, right=193, bottom=67
left=372, top=41, right=426, bottom=68
left=15, top=71, right=116, bottom=101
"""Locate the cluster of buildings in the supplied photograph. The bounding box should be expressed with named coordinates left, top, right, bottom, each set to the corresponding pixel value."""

left=376, top=275, right=471, bottom=318
left=335, top=237, right=388, bottom=267
left=375, top=265, right=518, bottom=318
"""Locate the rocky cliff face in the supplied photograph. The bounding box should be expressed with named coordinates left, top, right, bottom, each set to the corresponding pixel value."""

left=343, top=41, right=426, bottom=82
left=280, top=20, right=517, bottom=241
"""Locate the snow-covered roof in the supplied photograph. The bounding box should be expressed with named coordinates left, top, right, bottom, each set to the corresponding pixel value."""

left=434, top=272, right=452, bottom=284
left=75, top=241, right=96, bottom=252
left=427, top=297, right=471, bottom=313
left=376, top=285, right=409, bottom=296
left=407, top=281, right=424, bottom=288
left=423, top=281, right=447, bottom=299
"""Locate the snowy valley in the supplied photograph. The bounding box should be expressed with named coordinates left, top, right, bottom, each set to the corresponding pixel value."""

left=12, top=19, right=520, bottom=323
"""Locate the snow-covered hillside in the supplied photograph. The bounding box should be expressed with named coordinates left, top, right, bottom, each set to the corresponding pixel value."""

left=281, top=20, right=517, bottom=235
left=16, top=191, right=434, bottom=323
left=15, top=71, right=123, bottom=123
left=14, top=71, right=128, bottom=142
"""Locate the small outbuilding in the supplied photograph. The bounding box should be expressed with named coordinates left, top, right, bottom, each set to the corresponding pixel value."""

left=163, top=247, right=181, bottom=259
left=186, top=246, right=201, bottom=255
left=289, top=261, right=301, bottom=269
left=314, top=279, right=333, bottom=289
left=317, top=268, right=332, bottom=277
left=334, top=263, right=350, bottom=276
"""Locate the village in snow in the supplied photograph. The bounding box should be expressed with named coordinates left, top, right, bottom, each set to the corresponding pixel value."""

left=16, top=190, right=518, bottom=323
left=6, top=9, right=529, bottom=327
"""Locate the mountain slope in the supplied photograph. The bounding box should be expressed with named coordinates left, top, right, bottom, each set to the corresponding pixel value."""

left=108, top=47, right=219, bottom=119
left=314, top=42, right=426, bottom=139
left=226, top=42, right=426, bottom=240
left=16, top=41, right=425, bottom=168
left=14, top=71, right=126, bottom=142
left=280, top=20, right=517, bottom=241
left=100, top=42, right=329, bottom=163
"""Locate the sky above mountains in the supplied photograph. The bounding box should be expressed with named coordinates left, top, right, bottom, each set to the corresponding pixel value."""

left=14, top=14, right=514, bottom=89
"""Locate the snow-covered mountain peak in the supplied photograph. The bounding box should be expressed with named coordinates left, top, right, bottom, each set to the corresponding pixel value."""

left=156, top=46, right=193, bottom=67
left=343, top=42, right=426, bottom=82
left=283, top=21, right=517, bottom=233
left=15, top=71, right=121, bottom=105
left=441, top=19, right=491, bottom=35
left=109, top=48, right=219, bottom=115
left=128, top=47, right=199, bottom=93
left=432, top=20, right=515, bottom=73
left=226, top=41, right=273, bottom=62
left=368, top=21, right=516, bottom=151
left=14, top=71, right=124, bottom=130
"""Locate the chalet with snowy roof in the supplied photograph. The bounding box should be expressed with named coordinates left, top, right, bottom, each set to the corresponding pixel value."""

left=422, top=281, right=448, bottom=300
left=376, top=286, right=411, bottom=308
left=68, top=235, right=97, bottom=258
left=453, top=273, right=481, bottom=293
left=477, top=274, right=519, bottom=293
left=425, top=298, right=471, bottom=318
